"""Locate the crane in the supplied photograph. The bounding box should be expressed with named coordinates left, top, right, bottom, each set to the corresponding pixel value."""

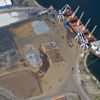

left=81, top=39, right=89, bottom=50
left=74, top=28, right=84, bottom=43
left=75, top=28, right=89, bottom=50
left=59, top=4, right=71, bottom=13
left=57, top=4, right=71, bottom=21
left=64, top=18, right=68, bottom=29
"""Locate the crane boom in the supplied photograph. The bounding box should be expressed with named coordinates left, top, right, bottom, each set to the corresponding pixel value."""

left=60, top=4, right=71, bottom=11
left=71, top=6, right=80, bottom=18
left=89, top=25, right=97, bottom=37
left=77, top=12, right=84, bottom=26
left=83, top=18, right=91, bottom=31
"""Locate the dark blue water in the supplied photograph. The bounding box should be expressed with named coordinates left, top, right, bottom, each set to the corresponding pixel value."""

left=37, top=0, right=100, bottom=81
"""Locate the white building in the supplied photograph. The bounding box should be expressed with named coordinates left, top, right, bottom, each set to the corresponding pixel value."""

left=0, top=0, right=12, bottom=8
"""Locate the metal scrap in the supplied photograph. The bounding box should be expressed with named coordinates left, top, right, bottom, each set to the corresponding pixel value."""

left=26, top=51, right=42, bottom=67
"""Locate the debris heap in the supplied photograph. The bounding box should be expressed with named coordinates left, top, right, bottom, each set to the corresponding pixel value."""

left=91, top=40, right=100, bottom=54
left=26, top=51, right=42, bottom=67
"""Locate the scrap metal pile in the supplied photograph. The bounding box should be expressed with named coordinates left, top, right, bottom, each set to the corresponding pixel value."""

left=26, top=51, right=42, bottom=67
left=91, top=40, right=100, bottom=55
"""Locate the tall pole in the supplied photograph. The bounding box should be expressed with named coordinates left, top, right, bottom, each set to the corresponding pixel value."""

left=89, top=25, right=97, bottom=37
left=71, top=6, right=80, bottom=18
left=77, top=12, right=84, bottom=26
left=83, top=18, right=91, bottom=31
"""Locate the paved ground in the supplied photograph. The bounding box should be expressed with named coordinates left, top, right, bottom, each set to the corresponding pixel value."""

left=0, top=7, right=43, bottom=15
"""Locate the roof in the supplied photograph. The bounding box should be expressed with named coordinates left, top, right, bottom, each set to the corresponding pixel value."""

left=0, top=0, right=12, bottom=8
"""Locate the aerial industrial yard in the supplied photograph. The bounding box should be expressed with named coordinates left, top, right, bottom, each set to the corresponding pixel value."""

left=0, top=4, right=81, bottom=100
left=0, top=0, right=100, bottom=100
left=0, top=14, right=79, bottom=99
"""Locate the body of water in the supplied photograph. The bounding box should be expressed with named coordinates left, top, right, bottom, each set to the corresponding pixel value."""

left=37, top=0, right=100, bottom=81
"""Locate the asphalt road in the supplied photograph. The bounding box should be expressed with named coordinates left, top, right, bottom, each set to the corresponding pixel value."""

left=0, top=7, right=43, bottom=14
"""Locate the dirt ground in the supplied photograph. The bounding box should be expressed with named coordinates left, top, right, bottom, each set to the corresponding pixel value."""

left=0, top=15, right=81, bottom=99
left=0, top=94, right=10, bottom=100
left=0, top=70, right=42, bottom=99
left=10, top=17, right=80, bottom=95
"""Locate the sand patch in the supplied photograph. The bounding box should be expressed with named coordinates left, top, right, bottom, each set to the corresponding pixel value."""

left=0, top=70, right=42, bottom=99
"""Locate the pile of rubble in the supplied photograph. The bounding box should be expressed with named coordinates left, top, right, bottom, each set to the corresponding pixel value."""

left=26, top=51, right=42, bottom=67
left=91, top=40, right=100, bottom=54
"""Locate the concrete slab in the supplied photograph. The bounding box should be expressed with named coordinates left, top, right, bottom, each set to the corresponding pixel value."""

left=31, top=21, right=50, bottom=35
left=0, top=12, right=29, bottom=27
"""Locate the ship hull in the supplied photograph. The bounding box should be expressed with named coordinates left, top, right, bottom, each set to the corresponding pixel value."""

left=63, top=9, right=100, bottom=57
